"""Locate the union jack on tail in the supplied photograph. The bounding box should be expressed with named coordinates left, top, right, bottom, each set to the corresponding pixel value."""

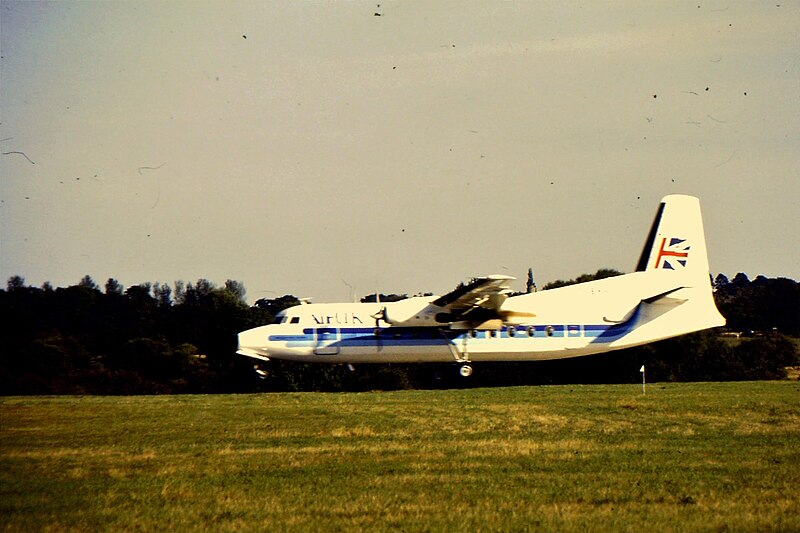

left=655, top=237, right=690, bottom=270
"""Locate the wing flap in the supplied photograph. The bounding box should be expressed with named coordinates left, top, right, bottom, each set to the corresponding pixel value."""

left=432, top=275, right=515, bottom=310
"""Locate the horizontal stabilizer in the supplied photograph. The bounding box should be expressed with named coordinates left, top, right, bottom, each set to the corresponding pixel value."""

left=642, top=286, right=688, bottom=305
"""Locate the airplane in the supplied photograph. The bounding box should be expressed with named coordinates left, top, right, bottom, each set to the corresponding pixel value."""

left=237, top=195, right=726, bottom=377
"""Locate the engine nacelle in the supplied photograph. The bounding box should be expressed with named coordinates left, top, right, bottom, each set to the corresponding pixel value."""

left=381, top=297, right=450, bottom=327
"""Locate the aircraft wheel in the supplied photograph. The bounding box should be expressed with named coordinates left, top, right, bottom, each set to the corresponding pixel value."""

left=459, top=364, right=473, bottom=378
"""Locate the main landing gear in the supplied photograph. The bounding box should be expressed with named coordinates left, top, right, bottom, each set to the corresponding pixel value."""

left=440, top=330, right=473, bottom=378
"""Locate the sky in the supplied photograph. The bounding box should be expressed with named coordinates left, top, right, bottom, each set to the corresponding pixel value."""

left=1, top=1, right=798, bottom=303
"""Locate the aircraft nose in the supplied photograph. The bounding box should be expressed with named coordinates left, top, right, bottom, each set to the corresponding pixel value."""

left=237, top=326, right=270, bottom=360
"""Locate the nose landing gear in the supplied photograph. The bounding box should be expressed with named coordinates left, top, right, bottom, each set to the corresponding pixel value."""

left=459, top=364, right=473, bottom=378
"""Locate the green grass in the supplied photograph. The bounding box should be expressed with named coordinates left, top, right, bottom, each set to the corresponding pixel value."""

left=2, top=382, right=799, bottom=532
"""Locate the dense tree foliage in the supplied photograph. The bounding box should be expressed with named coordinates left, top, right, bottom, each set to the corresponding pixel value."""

left=713, top=273, right=800, bottom=336
left=1, top=277, right=278, bottom=394
left=1, top=273, right=797, bottom=394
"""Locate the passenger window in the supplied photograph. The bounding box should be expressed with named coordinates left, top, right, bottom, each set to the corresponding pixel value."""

left=527, top=326, right=535, bottom=337
left=546, top=326, right=555, bottom=337
left=508, top=326, right=516, bottom=337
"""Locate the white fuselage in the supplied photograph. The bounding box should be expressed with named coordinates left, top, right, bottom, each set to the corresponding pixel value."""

left=237, top=271, right=722, bottom=364
left=237, top=195, right=727, bottom=368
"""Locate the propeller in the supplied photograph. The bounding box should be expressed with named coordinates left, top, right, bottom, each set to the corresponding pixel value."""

left=370, top=306, right=387, bottom=352
left=371, top=306, right=387, bottom=328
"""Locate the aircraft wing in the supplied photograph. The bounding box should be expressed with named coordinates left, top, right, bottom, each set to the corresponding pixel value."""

left=432, top=275, right=515, bottom=320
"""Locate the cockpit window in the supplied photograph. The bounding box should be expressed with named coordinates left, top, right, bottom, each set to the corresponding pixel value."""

left=274, top=315, right=286, bottom=324
left=290, top=317, right=300, bottom=324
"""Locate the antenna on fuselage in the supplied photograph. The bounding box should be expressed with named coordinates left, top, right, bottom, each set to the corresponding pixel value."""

left=341, top=278, right=356, bottom=303
left=373, top=281, right=383, bottom=328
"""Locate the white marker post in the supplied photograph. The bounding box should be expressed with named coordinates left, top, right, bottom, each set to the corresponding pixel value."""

left=640, top=365, right=646, bottom=395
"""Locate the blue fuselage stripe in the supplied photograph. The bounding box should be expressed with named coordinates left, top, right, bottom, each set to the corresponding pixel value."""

left=269, top=320, right=636, bottom=347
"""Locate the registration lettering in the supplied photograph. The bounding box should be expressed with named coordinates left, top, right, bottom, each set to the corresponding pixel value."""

left=311, top=313, right=364, bottom=325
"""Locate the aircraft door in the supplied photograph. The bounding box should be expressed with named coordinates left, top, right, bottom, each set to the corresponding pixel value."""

left=314, top=328, right=340, bottom=355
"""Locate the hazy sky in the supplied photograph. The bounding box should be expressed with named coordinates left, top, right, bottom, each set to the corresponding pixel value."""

left=2, top=1, right=798, bottom=302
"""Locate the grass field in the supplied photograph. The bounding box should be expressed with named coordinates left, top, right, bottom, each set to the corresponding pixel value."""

left=2, top=382, right=799, bottom=532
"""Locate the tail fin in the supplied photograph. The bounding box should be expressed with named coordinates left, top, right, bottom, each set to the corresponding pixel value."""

left=629, top=195, right=725, bottom=340
left=636, top=195, right=711, bottom=285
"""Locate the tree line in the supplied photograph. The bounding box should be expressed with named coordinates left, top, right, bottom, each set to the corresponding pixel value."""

left=1, top=272, right=798, bottom=394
